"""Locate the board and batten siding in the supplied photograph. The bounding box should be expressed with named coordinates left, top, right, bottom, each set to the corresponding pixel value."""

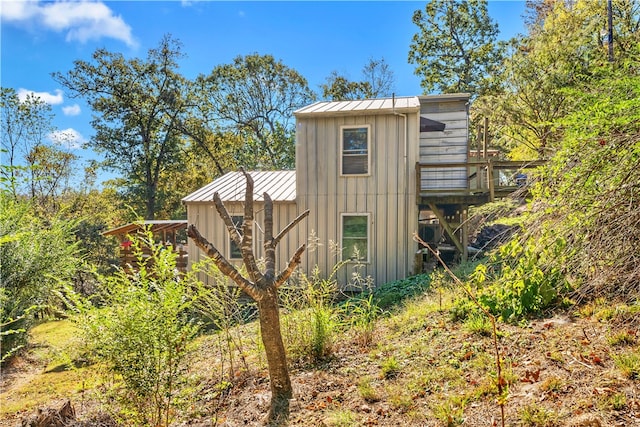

left=186, top=200, right=299, bottom=288
left=419, top=97, right=469, bottom=190
left=295, top=111, right=420, bottom=288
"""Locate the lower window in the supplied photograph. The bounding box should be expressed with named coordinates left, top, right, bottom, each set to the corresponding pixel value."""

left=341, top=214, right=369, bottom=262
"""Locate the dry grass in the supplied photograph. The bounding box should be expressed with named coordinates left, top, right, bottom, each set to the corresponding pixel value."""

left=2, top=294, right=639, bottom=426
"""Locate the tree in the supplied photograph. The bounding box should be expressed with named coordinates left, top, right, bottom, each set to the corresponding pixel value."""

left=25, top=144, right=78, bottom=214
left=408, top=0, right=504, bottom=97
left=1, top=88, right=55, bottom=197
left=321, top=58, right=396, bottom=101
left=196, top=54, right=315, bottom=170
left=155, top=132, right=243, bottom=219
left=187, top=169, right=309, bottom=425
left=53, top=34, right=189, bottom=219
left=475, top=0, right=640, bottom=158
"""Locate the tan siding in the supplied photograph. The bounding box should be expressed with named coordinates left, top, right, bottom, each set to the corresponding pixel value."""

left=187, top=201, right=299, bottom=286
left=296, top=109, right=419, bottom=288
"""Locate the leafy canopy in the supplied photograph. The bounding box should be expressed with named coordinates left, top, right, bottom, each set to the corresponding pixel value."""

left=408, top=0, right=504, bottom=97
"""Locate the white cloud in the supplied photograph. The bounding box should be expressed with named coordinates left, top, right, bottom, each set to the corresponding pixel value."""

left=17, top=88, right=64, bottom=105
left=48, top=128, right=86, bottom=150
left=62, top=104, right=82, bottom=116
left=0, top=0, right=40, bottom=21
left=1, top=0, right=137, bottom=48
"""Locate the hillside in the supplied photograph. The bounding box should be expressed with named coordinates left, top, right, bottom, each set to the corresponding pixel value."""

left=2, top=285, right=639, bottom=427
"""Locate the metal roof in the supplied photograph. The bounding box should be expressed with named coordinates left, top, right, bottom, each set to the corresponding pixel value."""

left=182, top=170, right=296, bottom=203
left=102, top=220, right=187, bottom=237
left=294, top=96, right=421, bottom=117
left=419, top=93, right=470, bottom=103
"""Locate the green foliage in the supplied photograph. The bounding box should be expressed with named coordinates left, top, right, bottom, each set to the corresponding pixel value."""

left=463, top=313, right=492, bottom=336
left=467, top=237, right=570, bottom=322
left=357, top=376, right=380, bottom=402
left=321, top=58, right=395, bottom=101
left=527, top=47, right=640, bottom=302
left=372, top=274, right=432, bottom=310
left=80, top=231, right=199, bottom=426
left=343, top=292, right=382, bottom=347
left=324, top=409, right=358, bottom=427
left=613, top=352, right=640, bottom=380
left=53, top=35, right=190, bottom=219
left=431, top=395, right=467, bottom=426
left=380, top=355, right=400, bottom=379
left=1, top=87, right=55, bottom=197
left=0, top=192, right=81, bottom=362
left=477, top=0, right=640, bottom=158
left=196, top=53, right=315, bottom=170
left=408, top=0, right=504, bottom=97
left=520, top=403, right=558, bottom=427
left=281, top=266, right=341, bottom=363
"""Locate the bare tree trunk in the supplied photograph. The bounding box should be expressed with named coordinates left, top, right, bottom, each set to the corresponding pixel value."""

left=257, top=286, right=292, bottom=425
left=186, top=169, right=309, bottom=425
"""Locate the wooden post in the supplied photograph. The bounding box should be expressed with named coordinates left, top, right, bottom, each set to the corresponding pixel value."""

left=488, top=158, right=495, bottom=202
left=461, top=207, right=468, bottom=262
left=483, top=117, right=489, bottom=160
left=476, top=123, right=483, bottom=190
left=428, top=203, right=465, bottom=256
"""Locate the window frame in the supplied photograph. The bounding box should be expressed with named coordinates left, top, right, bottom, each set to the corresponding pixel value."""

left=339, top=125, right=371, bottom=176
left=229, top=215, right=244, bottom=260
left=340, top=213, right=370, bottom=263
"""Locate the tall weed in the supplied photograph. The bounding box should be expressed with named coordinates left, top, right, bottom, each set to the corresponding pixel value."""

left=281, top=265, right=341, bottom=363
left=188, top=258, right=253, bottom=377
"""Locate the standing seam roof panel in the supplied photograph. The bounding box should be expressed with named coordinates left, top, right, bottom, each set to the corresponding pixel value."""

left=182, top=171, right=296, bottom=203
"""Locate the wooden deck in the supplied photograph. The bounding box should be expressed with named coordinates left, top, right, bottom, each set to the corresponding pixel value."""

left=103, top=220, right=189, bottom=274
left=119, top=245, right=188, bottom=275
left=415, top=159, right=546, bottom=206
left=414, top=159, right=545, bottom=265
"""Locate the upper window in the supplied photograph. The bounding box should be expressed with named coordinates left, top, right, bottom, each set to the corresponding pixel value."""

left=229, top=215, right=243, bottom=259
left=341, top=214, right=369, bottom=262
left=341, top=125, right=370, bottom=175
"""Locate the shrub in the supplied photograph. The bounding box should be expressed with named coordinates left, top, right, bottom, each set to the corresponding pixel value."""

left=80, top=231, right=199, bottom=426
left=0, top=193, right=81, bottom=362
left=467, top=237, right=571, bottom=322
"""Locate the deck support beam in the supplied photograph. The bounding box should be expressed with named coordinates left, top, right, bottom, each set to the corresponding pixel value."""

left=428, top=203, right=465, bottom=257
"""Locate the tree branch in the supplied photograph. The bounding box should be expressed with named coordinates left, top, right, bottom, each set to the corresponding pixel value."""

left=186, top=224, right=262, bottom=301
left=264, top=193, right=276, bottom=281
left=213, top=192, right=242, bottom=248
left=275, top=209, right=310, bottom=246
left=274, top=243, right=307, bottom=288
left=239, top=168, right=263, bottom=283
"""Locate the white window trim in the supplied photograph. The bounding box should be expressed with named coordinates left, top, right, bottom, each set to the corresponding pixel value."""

left=339, top=124, right=371, bottom=177
left=229, top=215, right=244, bottom=260
left=340, top=212, right=371, bottom=263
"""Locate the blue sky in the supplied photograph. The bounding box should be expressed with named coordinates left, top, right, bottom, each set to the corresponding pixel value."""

left=1, top=1, right=527, bottom=183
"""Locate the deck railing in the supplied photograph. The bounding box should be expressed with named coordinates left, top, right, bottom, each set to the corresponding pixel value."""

left=416, top=159, right=546, bottom=202
left=120, top=245, right=188, bottom=275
